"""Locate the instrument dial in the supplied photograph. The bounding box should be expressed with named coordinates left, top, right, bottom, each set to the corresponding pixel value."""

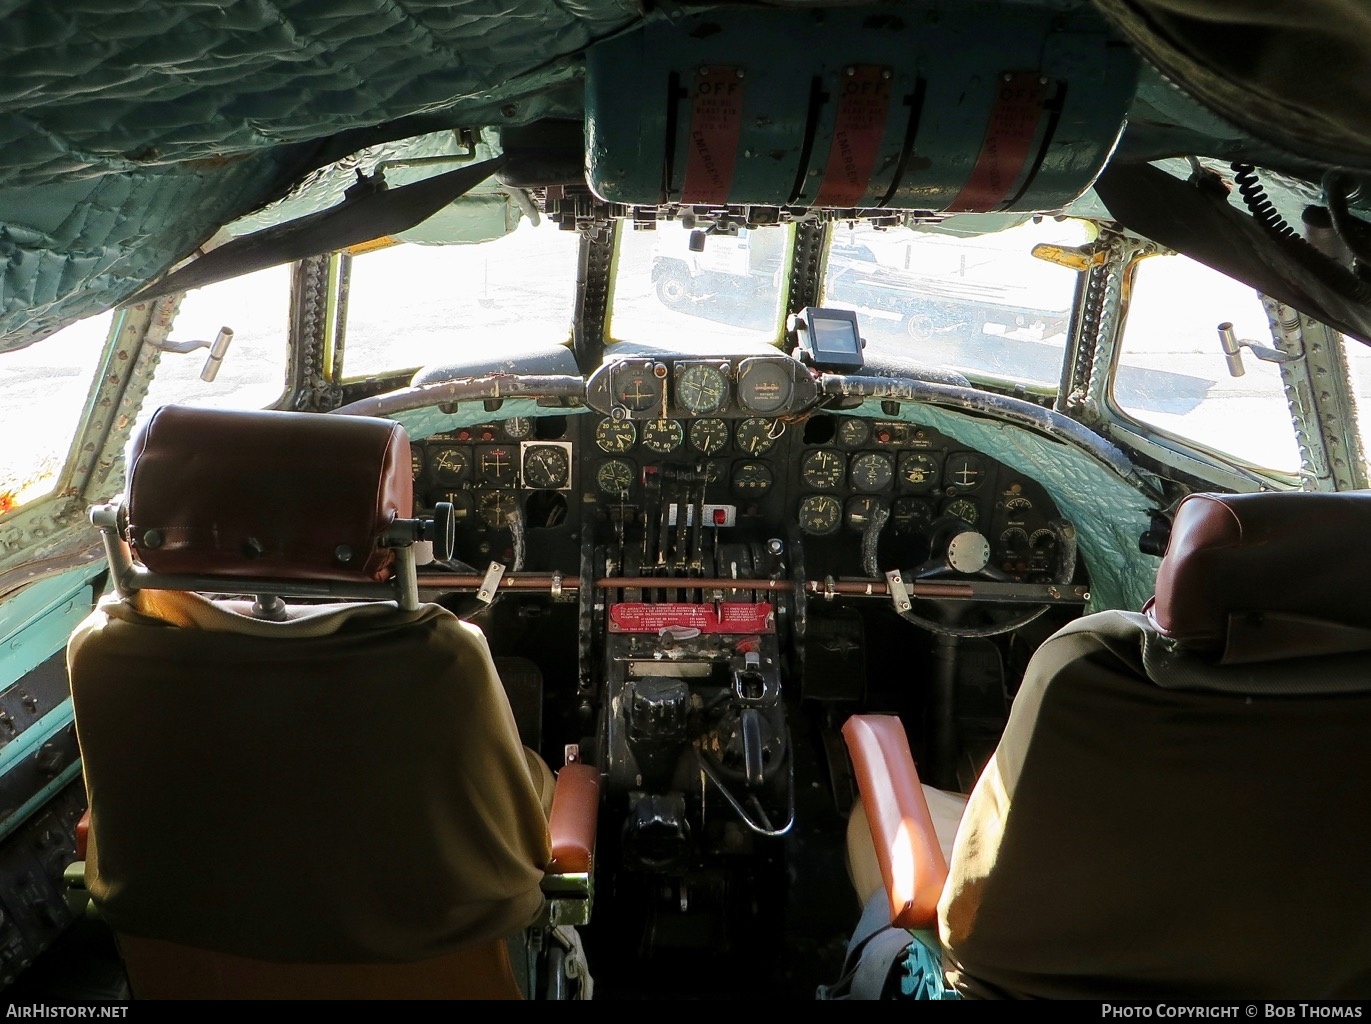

left=800, top=449, right=845, bottom=491
left=735, top=418, right=780, bottom=455
left=615, top=367, right=662, bottom=412
left=478, top=491, right=519, bottom=529
left=522, top=444, right=571, bottom=489
left=836, top=417, right=871, bottom=448
left=475, top=445, right=517, bottom=488
left=688, top=418, right=730, bottom=455
left=1000, top=527, right=1029, bottom=553
left=798, top=495, right=842, bottom=536
left=431, top=446, right=471, bottom=485
left=1004, top=493, right=1034, bottom=514
left=731, top=461, right=774, bottom=497
left=595, top=417, right=636, bottom=453
left=503, top=417, right=533, bottom=440
left=736, top=358, right=793, bottom=413
left=640, top=418, right=685, bottom=454
left=596, top=459, right=635, bottom=498
left=437, top=491, right=475, bottom=526
left=675, top=363, right=729, bottom=416
left=945, top=452, right=986, bottom=492
left=892, top=496, right=935, bottom=533
left=849, top=452, right=895, bottom=493
left=845, top=496, right=885, bottom=532
left=943, top=497, right=980, bottom=525
left=897, top=452, right=939, bottom=492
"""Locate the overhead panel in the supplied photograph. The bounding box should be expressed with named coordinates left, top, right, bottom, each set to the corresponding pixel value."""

left=585, top=2, right=1139, bottom=213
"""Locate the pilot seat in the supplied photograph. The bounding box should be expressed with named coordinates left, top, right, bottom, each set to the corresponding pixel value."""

left=66, top=404, right=598, bottom=999
left=833, top=490, right=1371, bottom=999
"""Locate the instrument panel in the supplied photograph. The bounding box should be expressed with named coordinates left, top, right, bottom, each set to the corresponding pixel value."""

left=584, top=354, right=820, bottom=421
left=408, top=405, right=1071, bottom=587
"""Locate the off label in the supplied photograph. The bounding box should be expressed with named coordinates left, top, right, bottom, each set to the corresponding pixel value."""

left=681, top=66, right=745, bottom=204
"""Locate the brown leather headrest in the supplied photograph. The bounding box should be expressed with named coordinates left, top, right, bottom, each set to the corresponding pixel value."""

left=126, top=406, right=412, bottom=584
left=1148, top=491, right=1371, bottom=663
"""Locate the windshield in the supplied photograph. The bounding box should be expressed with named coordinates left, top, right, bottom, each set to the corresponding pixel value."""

left=608, top=223, right=790, bottom=351
left=821, top=218, right=1090, bottom=387
left=343, top=216, right=580, bottom=379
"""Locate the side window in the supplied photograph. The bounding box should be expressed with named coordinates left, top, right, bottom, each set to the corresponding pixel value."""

left=1341, top=338, right=1371, bottom=481
left=0, top=312, right=115, bottom=511
left=1112, top=252, right=1300, bottom=475
left=135, top=264, right=292, bottom=428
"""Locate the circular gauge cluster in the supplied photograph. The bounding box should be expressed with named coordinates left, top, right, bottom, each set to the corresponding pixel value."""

left=736, top=358, right=794, bottom=413
left=522, top=444, right=571, bottom=489
left=674, top=363, right=730, bottom=416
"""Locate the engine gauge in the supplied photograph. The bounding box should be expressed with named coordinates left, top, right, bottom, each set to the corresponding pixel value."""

left=475, top=445, right=517, bottom=488
left=596, top=459, right=635, bottom=498
left=845, top=496, right=886, bottom=532
left=614, top=366, right=662, bottom=413
left=675, top=363, right=729, bottom=416
left=595, top=417, right=636, bottom=453
left=897, top=452, right=939, bottom=492
left=1030, top=527, right=1057, bottom=550
left=800, top=449, right=845, bottom=491
left=945, top=452, right=986, bottom=492
left=943, top=497, right=980, bottom=525
left=736, top=358, right=793, bottom=413
left=640, top=418, right=684, bottom=454
left=735, top=417, right=780, bottom=455
left=798, top=495, right=842, bottom=536
left=478, top=491, right=519, bottom=529
left=410, top=445, right=425, bottom=480
left=502, top=417, right=533, bottom=440
left=1003, top=493, right=1034, bottom=514
left=688, top=418, right=730, bottom=455
left=836, top=417, right=871, bottom=449
left=431, top=446, right=471, bottom=485
left=522, top=443, right=571, bottom=489
left=849, top=452, right=895, bottom=493
left=731, top=461, right=774, bottom=497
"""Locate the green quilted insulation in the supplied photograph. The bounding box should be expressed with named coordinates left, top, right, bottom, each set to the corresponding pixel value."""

left=0, top=0, right=639, bottom=351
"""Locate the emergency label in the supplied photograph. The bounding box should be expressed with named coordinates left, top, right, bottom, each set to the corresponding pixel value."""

left=610, top=602, right=775, bottom=634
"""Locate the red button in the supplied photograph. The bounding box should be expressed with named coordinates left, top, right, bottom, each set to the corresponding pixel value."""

left=713, top=509, right=727, bottom=525
left=457, top=430, right=471, bottom=441
left=877, top=431, right=891, bottom=443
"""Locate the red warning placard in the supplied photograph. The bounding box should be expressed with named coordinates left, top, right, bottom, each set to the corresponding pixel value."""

left=609, top=602, right=775, bottom=634
left=947, top=72, right=1049, bottom=212
left=680, top=66, right=745, bottom=205
left=814, top=66, right=894, bottom=207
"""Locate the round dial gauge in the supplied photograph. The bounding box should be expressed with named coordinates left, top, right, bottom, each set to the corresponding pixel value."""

left=437, top=491, right=475, bottom=526
left=640, top=418, right=684, bottom=454
left=595, top=417, right=636, bottom=453
left=800, top=449, right=845, bottom=491
left=845, top=496, right=885, bottom=532
left=897, top=452, right=940, bottom=492
left=735, top=418, right=780, bottom=455
left=522, top=444, right=570, bottom=489
left=945, top=452, right=986, bottom=492
left=615, top=368, right=662, bottom=412
left=836, top=417, right=871, bottom=449
left=411, top=445, right=425, bottom=479
left=943, top=497, right=980, bottom=525
left=431, top=446, right=470, bottom=485
left=688, top=418, right=730, bottom=455
left=798, top=495, right=842, bottom=536
left=731, top=461, right=774, bottom=496
left=478, top=491, right=519, bottom=529
left=849, top=452, right=895, bottom=493
left=502, top=417, right=533, bottom=440
left=596, top=459, right=634, bottom=498
left=1004, top=493, right=1033, bottom=514
left=476, top=446, right=517, bottom=488
left=892, top=496, right=935, bottom=533
left=1000, top=527, right=1029, bottom=554
left=675, top=364, right=729, bottom=416
left=736, top=359, right=794, bottom=413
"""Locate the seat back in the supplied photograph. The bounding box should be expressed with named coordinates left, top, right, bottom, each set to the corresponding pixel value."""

left=938, top=491, right=1371, bottom=999
left=69, top=405, right=558, bottom=998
